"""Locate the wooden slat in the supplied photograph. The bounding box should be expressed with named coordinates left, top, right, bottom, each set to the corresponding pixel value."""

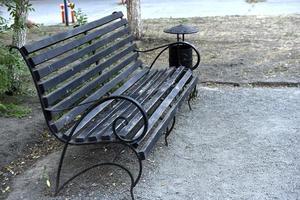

left=61, top=69, right=150, bottom=139
left=50, top=53, right=138, bottom=116
left=39, top=35, right=134, bottom=93
left=72, top=70, right=162, bottom=142
left=30, top=20, right=128, bottom=66
left=52, top=61, right=143, bottom=132
left=84, top=69, right=174, bottom=142
left=33, top=27, right=130, bottom=80
left=22, top=12, right=123, bottom=54
left=138, top=77, right=198, bottom=159
left=99, top=67, right=186, bottom=141
left=92, top=69, right=174, bottom=141
left=43, top=43, right=136, bottom=106
left=120, top=69, right=192, bottom=141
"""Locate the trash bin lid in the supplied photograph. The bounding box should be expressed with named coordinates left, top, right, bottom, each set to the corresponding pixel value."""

left=164, top=24, right=199, bottom=34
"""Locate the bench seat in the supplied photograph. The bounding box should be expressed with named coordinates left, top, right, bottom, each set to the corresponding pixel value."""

left=58, top=66, right=197, bottom=159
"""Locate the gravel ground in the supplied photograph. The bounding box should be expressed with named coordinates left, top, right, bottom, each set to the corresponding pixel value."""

left=6, top=86, right=300, bottom=200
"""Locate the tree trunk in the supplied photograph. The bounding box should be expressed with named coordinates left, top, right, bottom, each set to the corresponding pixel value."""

left=12, top=27, right=27, bottom=48
left=8, top=0, right=29, bottom=94
left=12, top=0, right=28, bottom=48
left=126, top=0, right=142, bottom=39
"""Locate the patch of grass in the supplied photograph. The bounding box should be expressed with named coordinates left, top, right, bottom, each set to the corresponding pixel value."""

left=0, top=103, right=31, bottom=118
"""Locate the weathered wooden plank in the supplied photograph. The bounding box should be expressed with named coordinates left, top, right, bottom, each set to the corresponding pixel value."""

left=138, top=77, right=198, bottom=159
left=100, top=67, right=186, bottom=141
left=50, top=53, right=138, bottom=116
left=30, top=20, right=128, bottom=67
left=85, top=69, right=173, bottom=142
left=43, top=44, right=136, bottom=106
left=39, top=36, right=134, bottom=93
left=120, top=69, right=192, bottom=141
left=73, top=70, right=161, bottom=142
left=61, top=69, right=150, bottom=139
left=52, top=61, right=144, bottom=132
left=33, top=27, right=130, bottom=80
left=22, top=12, right=123, bottom=54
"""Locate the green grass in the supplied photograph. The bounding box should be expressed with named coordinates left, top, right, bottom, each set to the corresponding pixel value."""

left=0, top=103, right=31, bottom=118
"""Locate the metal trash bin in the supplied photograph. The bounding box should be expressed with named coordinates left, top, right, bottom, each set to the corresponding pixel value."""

left=164, top=24, right=199, bottom=68
left=169, top=43, right=193, bottom=68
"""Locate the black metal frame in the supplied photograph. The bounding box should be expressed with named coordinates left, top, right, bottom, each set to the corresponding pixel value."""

left=136, top=41, right=200, bottom=112
left=164, top=85, right=198, bottom=146
left=135, top=41, right=201, bottom=70
left=52, top=86, right=198, bottom=200
left=188, top=85, right=198, bottom=111
left=10, top=24, right=200, bottom=199
left=55, top=141, right=142, bottom=200
left=52, top=95, right=149, bottom=200
left=164, top=116, right=176, bottom=146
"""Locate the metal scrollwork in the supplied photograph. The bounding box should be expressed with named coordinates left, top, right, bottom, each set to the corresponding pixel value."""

left=111, top=96, right=149, bottom=144
left=65, top=95, right=148, bottom=144
left=135, top=41, right=201, bottom=70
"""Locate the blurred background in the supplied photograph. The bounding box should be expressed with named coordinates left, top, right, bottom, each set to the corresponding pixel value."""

left=1, top=0, right=300, bottom=25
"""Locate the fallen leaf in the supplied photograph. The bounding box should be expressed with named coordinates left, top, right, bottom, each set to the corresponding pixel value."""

left=46, top=180, right=51, bottom=188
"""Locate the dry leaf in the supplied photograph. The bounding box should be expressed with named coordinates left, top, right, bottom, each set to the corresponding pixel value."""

left=46, top=180, right=51, bottom=188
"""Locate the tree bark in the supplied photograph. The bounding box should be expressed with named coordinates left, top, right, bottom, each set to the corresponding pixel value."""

left=126, top=0, right=142, bottom=39
left=8, top=0, right=29, bottom=94
left=12, top=0, right=28, bottom=48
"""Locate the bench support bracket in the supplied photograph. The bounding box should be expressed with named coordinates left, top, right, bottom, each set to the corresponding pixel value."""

left=54, top=142, right=142, bottom=200
left=165, top=116, right=176, bottom=146
left=188, top=85, right=198, bottom=110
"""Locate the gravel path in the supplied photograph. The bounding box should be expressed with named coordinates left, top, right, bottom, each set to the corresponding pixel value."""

left=6, top=86, right=300, bottom=200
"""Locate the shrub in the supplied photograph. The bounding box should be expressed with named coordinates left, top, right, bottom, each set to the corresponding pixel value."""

left=0, top=15, right=8, bottom=33
left=0, top=102, right=31, bottom=118
left=74, top=8, right=88, bottom=26
left=0, top=45, right=28, bottom=94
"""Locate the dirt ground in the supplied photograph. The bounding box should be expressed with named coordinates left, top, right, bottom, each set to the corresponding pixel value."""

left=0, top=14, right=299, bottom=199
left=140, top=15, right=300, bottom=84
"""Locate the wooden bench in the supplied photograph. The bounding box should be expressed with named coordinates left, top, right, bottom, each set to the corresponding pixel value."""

left=15, top=11, right=200, bottom=199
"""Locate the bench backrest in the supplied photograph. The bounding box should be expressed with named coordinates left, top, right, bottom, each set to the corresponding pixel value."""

left=19, top=12, right=141, bottom=133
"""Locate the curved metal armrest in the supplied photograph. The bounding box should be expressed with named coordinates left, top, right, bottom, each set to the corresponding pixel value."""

left=49, top=95, right=149, bottom=144
left=135, top=41, right=201, bottom=70
left=7, top=45, right=19, bottom=51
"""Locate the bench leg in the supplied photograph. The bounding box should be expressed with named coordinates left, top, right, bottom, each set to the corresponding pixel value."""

left=55, top=142, right=69, bottom=196
left=54, top=142, right=142, bottom=200
left=188, top=85, right=198, bottom=110
left=165, top=116, right=176, bottom=146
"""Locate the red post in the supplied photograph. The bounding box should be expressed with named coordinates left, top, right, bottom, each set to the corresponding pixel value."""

left=71, top=10, right=75, bottom=23
left=60, top=4, right=65, bottom=23
left=69, top=2, right=76, bottom=23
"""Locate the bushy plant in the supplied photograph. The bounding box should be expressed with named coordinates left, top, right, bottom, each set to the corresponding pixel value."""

left=0, top=16, right=8, bottom=33
left=0, top=45, right=27, bottom=94
left=74, top=8, right=88, bottom=26
left=4, top=0, right=34, bottom=30
left=0, top=0, right=34, bottom=96
left=0, top=102, right=31, bottom=118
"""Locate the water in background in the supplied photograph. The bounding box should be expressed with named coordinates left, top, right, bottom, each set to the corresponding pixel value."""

left=1, top=0, right=299, bottom=25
